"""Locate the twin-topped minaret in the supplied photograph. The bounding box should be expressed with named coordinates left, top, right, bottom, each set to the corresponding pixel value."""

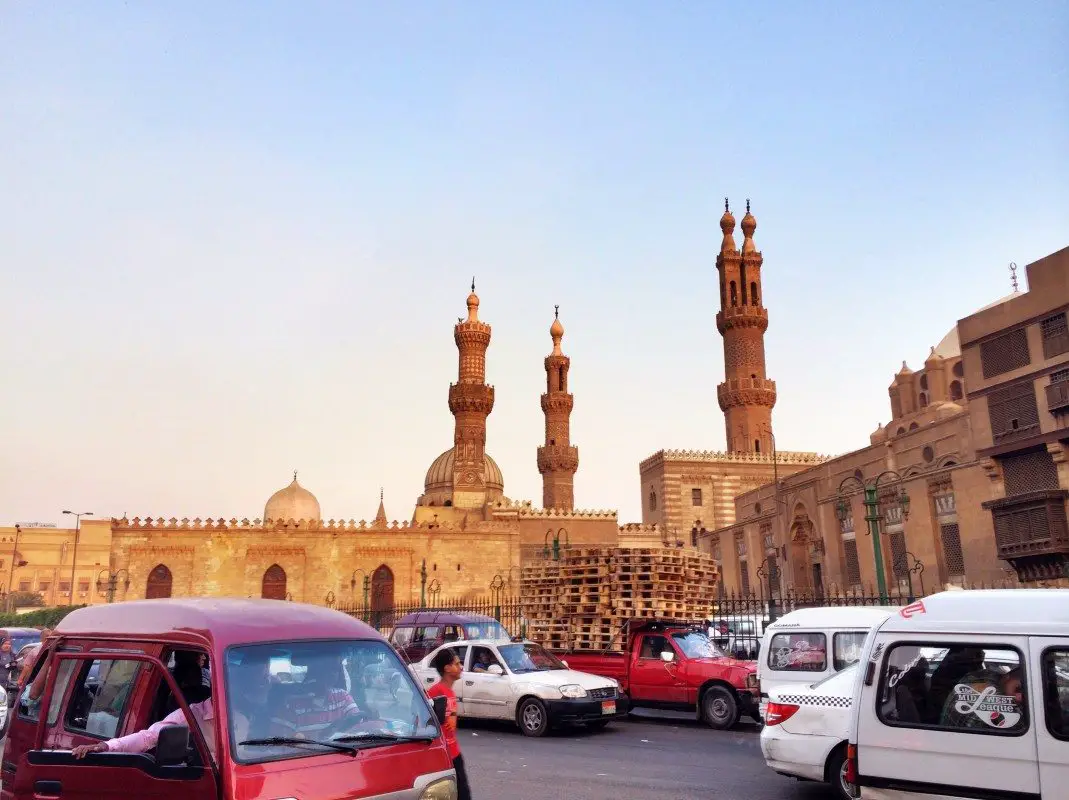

left=716, top=199, right=777, bottom=454
left=537, top=307, right=579, bottom=509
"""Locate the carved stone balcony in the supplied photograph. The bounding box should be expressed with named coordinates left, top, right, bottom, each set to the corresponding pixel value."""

left=984, top=489, right=1069, bottom=581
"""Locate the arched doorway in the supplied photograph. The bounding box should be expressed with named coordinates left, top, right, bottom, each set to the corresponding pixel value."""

left=145, top=564, right=173, bottom=599
left=371, top=565, right=394, bottom=612
left=262, top=564, right=287, bottom=600
left=789, top=507, right=823, bottom=595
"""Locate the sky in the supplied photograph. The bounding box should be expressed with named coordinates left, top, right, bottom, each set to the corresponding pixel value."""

left=1, top=1, right=1067, bottom=527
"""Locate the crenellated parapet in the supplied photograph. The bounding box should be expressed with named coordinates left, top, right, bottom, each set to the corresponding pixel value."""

left=640, top=448, right=831, bottom=472
left=515, top=506, right=619, bottom=521
left=618, top=522, right=661, bottom=534
left=111, top=516, right=516, bottom=534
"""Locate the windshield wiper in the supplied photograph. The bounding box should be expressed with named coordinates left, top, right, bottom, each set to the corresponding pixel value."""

left=330, top=732, right=436, bottom=746
left=239, top=737, right=358, bottom=756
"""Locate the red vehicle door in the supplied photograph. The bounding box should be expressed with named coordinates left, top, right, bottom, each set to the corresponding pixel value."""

left=11, top=651, right=218, bottom=800
left=628, top=633, right=688, bottom=704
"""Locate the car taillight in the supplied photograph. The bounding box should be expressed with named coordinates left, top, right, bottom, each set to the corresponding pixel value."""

left=764, top=701, right=800, bottom=725
left=845, top=743, right=859, bottom=795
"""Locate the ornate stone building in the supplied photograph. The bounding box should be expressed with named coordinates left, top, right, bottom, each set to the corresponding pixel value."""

left=699, top=245, right=1069, bottom=593
left=1, top=289, right=665, bottom=609
left=640, top=201, right=829, bottom=541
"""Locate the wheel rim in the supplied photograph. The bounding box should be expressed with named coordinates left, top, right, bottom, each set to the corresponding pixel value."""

left=706, top=694, right=730, bottom=722
left=838, top=759, right=850, bottom=797
left=522, top=702, right=543, bottom=731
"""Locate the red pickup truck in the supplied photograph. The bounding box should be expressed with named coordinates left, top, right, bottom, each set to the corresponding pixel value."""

left=554, top=620, right=760, bottom=729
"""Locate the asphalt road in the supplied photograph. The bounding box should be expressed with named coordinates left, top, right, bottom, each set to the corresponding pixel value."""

left=461, top=710, right=838, bottom=800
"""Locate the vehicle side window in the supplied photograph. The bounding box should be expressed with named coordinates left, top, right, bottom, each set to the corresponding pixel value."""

left=390, top=627, right=414, bottom=647
left=442, top=626, right=461, bottom=643
left=450, top=646, right=469, bottom=668
left=45, top=660, right=80, bottom=726
left=467, top=646, right=502, bottom=673
left=639, top=635, right=670, bottom=660
left=833, top=632, right=868, bottom=671
left=1042, top=648, right=1069, bottom=740
left=877, top=643, right=1027, bottom=735
left=414, top=626, right=440, bottom=643
left=768, top=633, right=827, bottom=672
left=65, top=659, right=142, bottom=739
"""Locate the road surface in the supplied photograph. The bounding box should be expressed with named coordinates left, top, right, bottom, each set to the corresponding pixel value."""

left=462, top=711, right=837, bottom=800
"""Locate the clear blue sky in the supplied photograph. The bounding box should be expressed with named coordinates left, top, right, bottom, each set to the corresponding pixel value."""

left=2, top=1, right=1067, bottom=526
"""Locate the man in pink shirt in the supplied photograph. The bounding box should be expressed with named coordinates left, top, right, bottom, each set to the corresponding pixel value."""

left=71, top=697, right=216, bottom=763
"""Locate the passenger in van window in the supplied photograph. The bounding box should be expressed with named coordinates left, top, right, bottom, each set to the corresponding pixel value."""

left=938, top=664, right=1025, bottom=732
left=70, top=660, right=215, bottom=762
left=228, top=653, right=273, bottom=743
left=269, top=653, right=362, bottom=739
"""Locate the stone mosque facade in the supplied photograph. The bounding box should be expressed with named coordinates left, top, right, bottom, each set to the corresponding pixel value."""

left=1, top=285, right=664, bottom=610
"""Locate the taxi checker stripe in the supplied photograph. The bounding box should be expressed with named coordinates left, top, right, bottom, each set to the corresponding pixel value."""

left=777, top=695, right=852, bottom=707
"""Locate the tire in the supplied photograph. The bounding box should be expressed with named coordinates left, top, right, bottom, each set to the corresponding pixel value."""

left=826, top=745, right=851, bottom=800
left=517, top=697, right=550, bottom=737
left=701, top=686, right=739, bottom=730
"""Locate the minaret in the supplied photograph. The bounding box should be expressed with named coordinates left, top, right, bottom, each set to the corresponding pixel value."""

left=374, top=488, right=387, bottom=524
left=537, top=306, right=579, bottom=509
left=716, top=199, right=776, bottom=454
left=448, top=280, right=495, bottom=508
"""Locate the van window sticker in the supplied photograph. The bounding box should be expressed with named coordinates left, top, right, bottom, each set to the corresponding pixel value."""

left=899, top=600, right=926, bottom=619
left=952, top=684, right=1022, bottom=729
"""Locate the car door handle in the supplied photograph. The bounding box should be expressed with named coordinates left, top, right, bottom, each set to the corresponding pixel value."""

left=33, top=780, right=62, bottom=798
left=465, top=680, right=474, bottom=686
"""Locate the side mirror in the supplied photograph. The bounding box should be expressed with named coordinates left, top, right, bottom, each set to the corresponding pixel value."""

left=156, top=725, right=190, bottom=767
left=660, top=650, right=675, bottom=664
left=487, top=664, right=504, bottom=676
left=432, top=695, right=448, bottom=724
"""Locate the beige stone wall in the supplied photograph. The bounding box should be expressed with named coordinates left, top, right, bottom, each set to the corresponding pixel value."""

left=0, top=519, right=114, bottom=607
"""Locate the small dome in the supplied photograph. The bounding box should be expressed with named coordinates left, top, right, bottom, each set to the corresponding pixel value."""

left=264, top=475, right=321, bottom=523
left=550, top=316, right=564, bottom=340
left=424, top=447, right=504, bottom=493
left=933, top=400, right=964, bottom=419
left=896, top=360, right=913, bottom=377
left=870, top=423, right=888, bottom=445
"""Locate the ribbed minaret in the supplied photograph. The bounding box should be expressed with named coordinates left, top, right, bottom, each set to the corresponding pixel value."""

left=537, top=306, right=579, bottom=509
left=716, top=199, right=776, bottom=454
left=449, top=281, right=495, bottom=508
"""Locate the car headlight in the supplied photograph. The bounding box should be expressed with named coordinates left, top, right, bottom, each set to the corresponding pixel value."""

left=746, top=673, right=759, bottom=689
left=559, top=684, right=587, bottom=699
left=419, top=777, right=458, bottom=800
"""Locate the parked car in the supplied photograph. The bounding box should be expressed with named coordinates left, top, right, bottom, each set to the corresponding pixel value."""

left=552, top=619, right=760, bottom=729
left=761, top=661, right=859, bottom=800
left=847, top=589, right=1069, bottom=800
left=2, top=599, right=458, bottom=800
left=389, top=610, right=511, bottom=664
left=757, top=606, right=896, bottom=718
left=410, top=638, right=626, bottom=737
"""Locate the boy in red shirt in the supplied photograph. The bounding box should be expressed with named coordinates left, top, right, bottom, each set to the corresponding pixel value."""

left=426, top=649, right=471, bottom=800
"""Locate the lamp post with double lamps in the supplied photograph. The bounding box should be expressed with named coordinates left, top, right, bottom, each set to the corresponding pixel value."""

left=95, top=569, right=130, bottom=604
left=62, top=511, right=93, bottom=606
left=6, top=525, right=28, bottom=613
left=835, top=472, right=911, bottom=604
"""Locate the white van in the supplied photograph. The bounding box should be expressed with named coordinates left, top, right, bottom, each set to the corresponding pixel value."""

left=846, top=589, right=1069, bottom=799
left=759, top=606, right=898, bottom=712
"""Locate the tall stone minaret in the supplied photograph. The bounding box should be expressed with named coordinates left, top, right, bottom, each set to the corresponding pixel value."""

left=716, top=199, right=776, bottom=454
left=536, top=307, right=579, bottom=509
left=449, top=281, right=495, bottom=508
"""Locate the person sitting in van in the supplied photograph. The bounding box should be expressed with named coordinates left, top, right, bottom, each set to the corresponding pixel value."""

left=938, top=664, right=1025, bottom=732
left=71, top=660, right=216, bottom=762
left=269, top=652, right=362, bottom=739
left=925, top=647, right=984, bottom=724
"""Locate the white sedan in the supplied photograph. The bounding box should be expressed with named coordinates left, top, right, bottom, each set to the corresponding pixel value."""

left=760, top=661, right=857, bottom=800
left=410, top=638, right=627, bottom=737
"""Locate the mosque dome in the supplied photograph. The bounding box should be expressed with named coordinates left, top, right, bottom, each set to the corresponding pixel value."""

left=264, top=474, right=321, bottom=523
left=424, top=448, right=505, bottom=495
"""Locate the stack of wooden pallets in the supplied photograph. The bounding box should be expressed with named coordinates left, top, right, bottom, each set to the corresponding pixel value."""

left=520, top=546, right=720, bottom=651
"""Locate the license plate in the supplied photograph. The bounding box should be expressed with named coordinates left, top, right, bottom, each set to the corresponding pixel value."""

left=601, top=701, right=616, bottom=715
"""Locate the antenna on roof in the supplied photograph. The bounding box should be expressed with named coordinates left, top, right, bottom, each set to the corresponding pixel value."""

left=1009, top=262, right=1019, bottom=293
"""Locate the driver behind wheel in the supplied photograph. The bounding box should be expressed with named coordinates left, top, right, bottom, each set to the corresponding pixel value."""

left=268, top=652, right=362, bottom=739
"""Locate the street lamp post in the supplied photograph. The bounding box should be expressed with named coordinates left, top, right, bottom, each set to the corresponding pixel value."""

left=420, top=559, right=428, bottom=606
left=427, top=578, right=442, bottom=606
left=756, top=556, right=781, bottom=621
left=895, top=551, right=925, bottom=603
left=95, top=569, right=130, bottom=604
left=542, top=528, right=569, bottom=560
left=6, top=524, right=28, bottom=613
left=835, top=471, right=911, bottom=604
left=350, top=570, right=370, bottom=616
left=62, top=511, right=93, bottom=606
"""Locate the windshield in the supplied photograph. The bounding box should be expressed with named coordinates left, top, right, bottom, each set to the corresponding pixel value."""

left=813, top=661, right=859, bottom=690
left=497, top=643, right=566, bottom=673
left=463, top=621, right=509, bottom=641
left=10, top=635, right=40, bottom=654
left=672, top=631, right=727, bottom=659
left=226, top=639, right=440, bottom=763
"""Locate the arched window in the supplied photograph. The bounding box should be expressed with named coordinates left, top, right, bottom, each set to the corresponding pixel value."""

left=909, top=422, right=919, bottom=431
left=729, top=281, right=738, bottom=307
left=896, top=427, right=906, bottom=436
left=754, top=439, right=761, bottom=453
left=145, top=564, right=172, bottom=599
left=952, top=361, right=964, bottom=378
left=649, top=490, right=657, bottom=511
left=950, top=380, right=963, bottom=401
left=750, top=282, right=758, bottom=305
left=262, top=564, right=287, bottom=600
left=920, top=374, right=929, bottom=391
left=371, top=565, right=394, bottom=612
left=919, top=392, right=928, bottom=407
